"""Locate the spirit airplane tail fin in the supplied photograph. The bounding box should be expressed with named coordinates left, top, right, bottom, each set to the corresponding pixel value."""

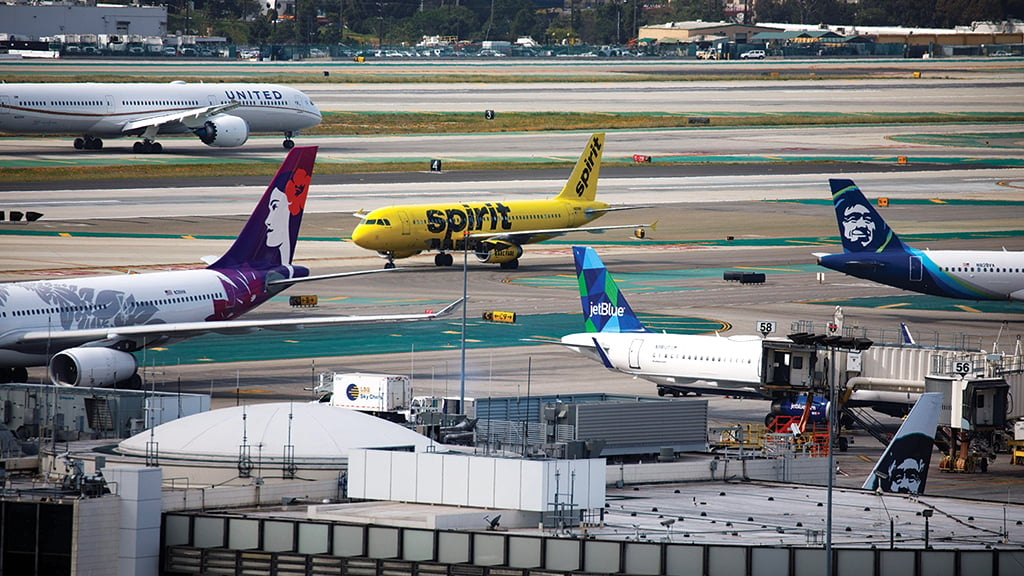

left=830, top=179, right=906, bottom=255
left=210, top=146, right=318, bottom=270
left=572, top=246, right=648, bottom=334
left=863, top=392, right=942, bottom=495
left=555, top=133, right=604, bottom=202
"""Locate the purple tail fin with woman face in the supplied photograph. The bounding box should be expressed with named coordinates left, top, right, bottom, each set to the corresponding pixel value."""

left=209, top=146, right=318, bottom=271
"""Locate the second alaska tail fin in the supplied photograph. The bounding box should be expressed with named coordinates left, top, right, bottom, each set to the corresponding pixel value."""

left=572, top=246, right=648, bottom=334
left=830, top=179, right=906, bottom=255
left=863, top=392, right=942, bottom=495
left=555, top=133, right=604, bottom=202
left=210, top=146, right=318, bottom=270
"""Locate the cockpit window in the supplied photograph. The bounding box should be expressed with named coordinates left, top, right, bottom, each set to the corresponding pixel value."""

left=365, top=219, right=377, bottom=225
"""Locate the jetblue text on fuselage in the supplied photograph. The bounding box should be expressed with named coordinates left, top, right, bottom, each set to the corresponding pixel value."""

left=575, top=135, right=602, bottom=197
left=590, top=301, right=625, bottom=317
left=223, top=89, right=284, bottom=101
left=426, top=203, right=513, bottom=234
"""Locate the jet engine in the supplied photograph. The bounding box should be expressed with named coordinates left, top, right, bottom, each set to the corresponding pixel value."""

left=194, top=115, right=249, bottom=147
left=49, top=347, right=138, bottom=388
left=770, top=395, right=829, bottom=423
left=474, top=240, right=523, bottom=264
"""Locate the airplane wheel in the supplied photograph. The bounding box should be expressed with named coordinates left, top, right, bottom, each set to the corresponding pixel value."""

left=444, top=254, right=454, bottom=266
left=500, top=259, right=519, bottom=270
left=283, top=139, right=295, bottom=150
left=93, top=138, right=103, bottom=150
left=434, top=254, right=447, bottom=267
left=151, top=142, right=162, bottom=153
left=74, top=138, right=85, bottom=150
left=133, top=141, right=144, bottom=153
left=384, top=262, right=396, bottom=269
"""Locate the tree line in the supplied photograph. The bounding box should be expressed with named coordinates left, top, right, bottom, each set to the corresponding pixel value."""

left=164, top=0, right=1022, bottom=46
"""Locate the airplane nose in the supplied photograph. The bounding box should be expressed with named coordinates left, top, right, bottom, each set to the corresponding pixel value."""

left=351, top=224, right=370, bottom=247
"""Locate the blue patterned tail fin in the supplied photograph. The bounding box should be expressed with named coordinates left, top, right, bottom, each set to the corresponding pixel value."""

left=572, top=246, right=648, bottom=333
left=830, top=179, right=906, bottom=254
left=209, top=146, right=318, bottom=270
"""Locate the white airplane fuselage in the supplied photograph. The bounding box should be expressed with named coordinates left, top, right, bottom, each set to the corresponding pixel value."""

left=0, top=82, right=321, bottom=142
left=0, top=270, right=237, bottom=366
left=561, top=331, right=764, bottom=395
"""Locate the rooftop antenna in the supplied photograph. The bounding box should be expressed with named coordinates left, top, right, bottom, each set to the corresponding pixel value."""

left=238, top=406, right=253, bottom=478
left=283, top=403, right=296, bottom=479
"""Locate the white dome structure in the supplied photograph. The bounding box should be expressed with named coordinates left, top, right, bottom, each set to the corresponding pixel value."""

left=117, top=402, right=435, bottom=466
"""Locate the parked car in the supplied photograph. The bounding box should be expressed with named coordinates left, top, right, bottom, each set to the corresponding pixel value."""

left=740, top=49, right=766, bottom=60
left=991, top=50, right=1012, bottom=57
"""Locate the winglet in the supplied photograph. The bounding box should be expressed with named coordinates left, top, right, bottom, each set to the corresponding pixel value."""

left=555, top=133, right=604, bottom=202
left=209, top=146, right=317, bottom=270
left=900, top=322, right=916, bottom=345
left=830, top=178, right=906, bottom=255
left=572, top=246, right=648, bottom=334
left=592, top=337, right=616, bottom=369
left=862, top=392, right=942, bottom=495
left=433, top=296, right=466, bottom=318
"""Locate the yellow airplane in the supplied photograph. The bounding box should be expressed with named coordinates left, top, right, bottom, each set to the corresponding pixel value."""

left=351, top=133, right=653, bottom=269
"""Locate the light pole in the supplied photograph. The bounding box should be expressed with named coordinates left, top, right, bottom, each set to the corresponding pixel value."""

left=923, top=508, right=933, bottom=548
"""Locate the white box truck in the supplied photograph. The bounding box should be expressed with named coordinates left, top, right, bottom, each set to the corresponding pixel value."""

left=316, top=372, right=411, bottom=419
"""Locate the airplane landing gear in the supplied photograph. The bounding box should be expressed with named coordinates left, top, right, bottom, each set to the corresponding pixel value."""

left=133, top=140, right=163, bottom=154
left=499, top=259, right=520, bottom=270
left=283, top=131, right=295, bottom=149
left=435, top=253, right=454, bottom=267
left=74, top=136, right=104, bottom=150
left=384, top=261, right=396, bottom=269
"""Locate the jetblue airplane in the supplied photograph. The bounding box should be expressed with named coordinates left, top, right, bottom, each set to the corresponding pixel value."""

left=816, top=179, right=1024, bottom=302
left=863, top=392, right=942, bottom=495
left=560, top=246, right=764, bottom=397
left=559, top=246, right=923, bottom=418
left=0, top=146, right=459, bottom=387
left=0, top=82, right=322, bottom=152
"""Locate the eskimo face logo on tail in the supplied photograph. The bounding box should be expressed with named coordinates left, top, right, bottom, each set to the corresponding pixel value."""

left=575, top=136, right=602, bottom=197
left=841, top=203, right=876, bottom=248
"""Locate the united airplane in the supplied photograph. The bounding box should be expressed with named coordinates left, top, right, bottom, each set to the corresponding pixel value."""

left=350, top=133, right=653, bottom=269
left=0, top=146, right=460, bottom=387
left=816, top=179, right=1024, bottom=302
left=0, top=81, right=322, bottom=152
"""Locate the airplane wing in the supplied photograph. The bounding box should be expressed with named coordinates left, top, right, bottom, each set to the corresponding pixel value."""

left=469, top=222, right=656, bottom=245
left=8, top=298, right=464, bottom=346
left=267, top=267, right=402, bottom=287
left=120, top=101, right=241, bottom=133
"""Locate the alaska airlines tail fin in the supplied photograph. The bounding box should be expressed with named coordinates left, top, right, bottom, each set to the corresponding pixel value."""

left=555, top=133, right=604, bottom=202
left=863, top=392, right=942, bottom=495
left=210, top=146, right=318, bottom=270
left=572, top=246, right=648, bottom=334
left=830, top=179, right=906, bottom=255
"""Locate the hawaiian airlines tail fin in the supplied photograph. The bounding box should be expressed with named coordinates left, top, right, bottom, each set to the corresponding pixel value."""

left=862, top=392, right=942, bottom=495
left=209, top=146, right=318, bottom=270
left=555, top=133, right=604, bottom=202
left=830, top=179, right=906, bottom=255
left=573, top=246, right=648, bottom=334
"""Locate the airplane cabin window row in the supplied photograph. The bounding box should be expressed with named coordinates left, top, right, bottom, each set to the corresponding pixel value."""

left=942, top=267, right=1021, bottom=273
left=7, top=293, right=223, bottom=318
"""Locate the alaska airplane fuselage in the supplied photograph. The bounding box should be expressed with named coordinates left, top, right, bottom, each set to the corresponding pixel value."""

left=0, top=82, right=322, bottom=151
left=819, top=248, right=1024, bottom=301
left=817, top=179, right=1024, bottom=302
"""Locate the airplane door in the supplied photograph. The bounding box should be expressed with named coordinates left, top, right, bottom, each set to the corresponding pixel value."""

left=628, top=338, right=643, bottom=370
left=105, top=95, right=114, bottom=114
left=909, top=256, right=923, bottom=282
left=0, top=95, right=9, bottom=115
left=398, top=211, right=411, bottom=235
